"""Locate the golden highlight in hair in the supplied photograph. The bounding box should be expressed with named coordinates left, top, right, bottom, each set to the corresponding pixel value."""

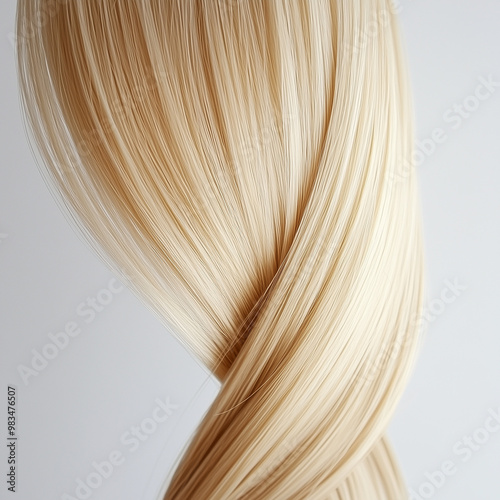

left=16, top=0, right=425, bottom=498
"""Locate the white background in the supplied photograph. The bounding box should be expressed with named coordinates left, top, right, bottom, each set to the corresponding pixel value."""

left=1, top=1, right=499, bottom=499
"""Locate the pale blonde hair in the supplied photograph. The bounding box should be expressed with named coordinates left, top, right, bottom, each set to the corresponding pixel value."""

left=16, top=0, right=424, bottom=498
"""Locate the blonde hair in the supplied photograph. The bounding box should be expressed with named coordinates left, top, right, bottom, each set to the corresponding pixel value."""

left=16, top=0, right=424, bottom=498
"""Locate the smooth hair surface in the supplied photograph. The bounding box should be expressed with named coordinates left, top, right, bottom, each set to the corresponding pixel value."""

left=16, top=1, right=424, bottom=498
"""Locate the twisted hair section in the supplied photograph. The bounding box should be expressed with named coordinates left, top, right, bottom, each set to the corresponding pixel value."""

left=16, top=0, right=424, bottom=498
